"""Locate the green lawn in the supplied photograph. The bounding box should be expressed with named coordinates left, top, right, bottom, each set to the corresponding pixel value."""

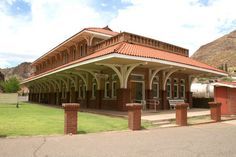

left=0, top=102, right=149, bottom=137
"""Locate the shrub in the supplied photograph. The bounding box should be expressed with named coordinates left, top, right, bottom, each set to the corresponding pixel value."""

left=0, top=77, right=20, bottom=93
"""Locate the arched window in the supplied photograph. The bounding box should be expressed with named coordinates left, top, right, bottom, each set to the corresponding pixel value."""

left=173, top=78, right=179, bottom=98
left=112, top=74, right=118, bottom=98
left=91, top=79, right=97, bottom=99
left=104, top=76, right=111, bottom=98
left=84, top=44, right=87, bottom=55
left=152, top=76, right=159, bottom=98
left=80, top=45, right=83, bottom=57
left=180, top=79, right=185, bottom=98
left=79, top=80, right=86, bottom=99
left=167, top=78, right=171, bottom=98
left=72, top=47, right=76, bottom=60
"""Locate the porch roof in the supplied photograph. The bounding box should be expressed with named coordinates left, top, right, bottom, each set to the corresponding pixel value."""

left=212, top=82, right=236, bottom=88
left=22, top=41, right=227, bottom=84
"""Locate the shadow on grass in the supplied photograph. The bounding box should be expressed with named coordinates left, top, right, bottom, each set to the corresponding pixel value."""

left=77, top=130, right=87, bottom=134
left=0, top=135, right=7, bottom=138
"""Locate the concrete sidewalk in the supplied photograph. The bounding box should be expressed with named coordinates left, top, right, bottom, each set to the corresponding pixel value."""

left=1, top=120, right=236, bottom=157
left=142, top=108, right=210, bottom=122
left=82, top=108, right=210, bottom=122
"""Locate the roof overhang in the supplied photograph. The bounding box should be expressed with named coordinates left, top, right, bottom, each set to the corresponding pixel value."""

left=211, top=82, right=236, bottom=88
left=32, top=30, right=113, bottom=66
left=21, top=52, right=228, bottom=85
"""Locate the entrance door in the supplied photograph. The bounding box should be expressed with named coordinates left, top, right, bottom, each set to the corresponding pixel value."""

left=131, top=81, right=144, bottom=102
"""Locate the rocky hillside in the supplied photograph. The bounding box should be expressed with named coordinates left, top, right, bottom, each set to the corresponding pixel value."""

left=192, top=30, right=236, bottom=73
left=0, top=62, right=33, bottom=80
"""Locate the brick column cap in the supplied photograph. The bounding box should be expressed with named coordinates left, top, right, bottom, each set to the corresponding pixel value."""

left=62, top=103, right=80, bottom=111
left=175, top=103, right=189, bottom=109
left=208, top=102, right=221, bottom=107
left=126, top=103, right=142, bottom=110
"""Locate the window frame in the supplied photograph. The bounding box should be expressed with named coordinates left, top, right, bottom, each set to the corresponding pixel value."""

left=180, top=79, right=186, bottom=99
left=104, top=81, right=110, bottom=98
left=91, top=82, right=97, bottom=99
left=173, top=78, right=179, bottom=99
left=167, top=78, right=172, bottom=98
left=152, top=82, right=159, bottom=99
left=112, top=81, right=117, bottom=98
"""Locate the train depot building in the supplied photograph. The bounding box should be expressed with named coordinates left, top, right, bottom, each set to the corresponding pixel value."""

left=21, top=26, right=227, bottom=111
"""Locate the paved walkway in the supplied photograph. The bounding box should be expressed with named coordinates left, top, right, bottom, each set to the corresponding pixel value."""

left=141, top=108, right=210, bottom=122
left=82, top=108, right=210, bottom=122
left=1, top=120, right=236, bottom=157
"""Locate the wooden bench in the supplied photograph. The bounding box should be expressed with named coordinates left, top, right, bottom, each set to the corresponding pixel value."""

left=168, top=99, right=186, bottom=109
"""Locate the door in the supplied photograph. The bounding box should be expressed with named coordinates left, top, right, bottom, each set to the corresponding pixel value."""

left=131, top=81, right=144, bottom=102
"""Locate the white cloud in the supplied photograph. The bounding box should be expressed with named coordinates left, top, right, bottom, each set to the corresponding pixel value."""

left=0, top=0, right=236, bottom=69
left=0, top=0, right=108, bottom=68
left=109, top=0, right=236, bottom=56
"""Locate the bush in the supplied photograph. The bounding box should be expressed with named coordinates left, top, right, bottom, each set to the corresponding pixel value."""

left=0, top=77, right=20, bottom=93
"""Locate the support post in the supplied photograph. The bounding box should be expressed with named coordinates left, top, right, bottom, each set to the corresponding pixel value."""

left=117, top=88, right=131, bottom=111
left=175, top=103, right=188, bottom=126
left=208, top=102, right=221, bottom=122
left=126, top=103, right=142, bottom=130
left=62, top=103, right=80, bottom=134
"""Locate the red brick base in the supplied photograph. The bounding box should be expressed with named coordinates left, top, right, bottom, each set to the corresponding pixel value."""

left=62, top=103, right=80, bottom=134
left=126, top=103, right=142, bottom=130
left=175, top=103, right=188, bottom=126
left=208, top=102, right=221, bottom=122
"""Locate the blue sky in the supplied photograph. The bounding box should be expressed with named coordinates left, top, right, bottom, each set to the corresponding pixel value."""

left=5, top=0, right=31, bottom=16
left=0, top=0, right=235, bottom=68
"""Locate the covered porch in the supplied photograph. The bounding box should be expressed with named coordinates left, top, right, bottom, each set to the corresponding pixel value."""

left=24, top=51, right=226, bottom=111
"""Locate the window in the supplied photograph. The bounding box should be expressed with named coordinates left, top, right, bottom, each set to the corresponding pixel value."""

left=152, top=76, right=159, bottom=98
left=63, top=52, right=68, bottom=64
left=92, top=79, right=97, bottom=99
left=80, top=45, right=83, bottom=57
left=79, top=82, right=86, bottom=99
left=72, top=48, right=76, bottom=60
left=62, top=84, right=66, bottom=99
left=84, top=44, right=87, bottom=55
left=180, top=79, right=185, bottom=98
left=173, top=79, right=179, bottom=98
left=112, top=81, right=117, bottom=98
left=167, top=78, right=171, bottom=98
left=130, top=74, right=144, bottom=81
left=152, top=82, right=159, bottom=98
left=104, top=81, right=110, bottom=98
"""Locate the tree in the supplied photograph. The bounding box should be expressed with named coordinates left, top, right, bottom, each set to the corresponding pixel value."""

left=0, top=77, right=20, bottom=93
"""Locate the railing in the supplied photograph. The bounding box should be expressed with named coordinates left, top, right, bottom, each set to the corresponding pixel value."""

left=33, top=32, right=189, bottom=75
left=90, top=32, right=189, bottom=56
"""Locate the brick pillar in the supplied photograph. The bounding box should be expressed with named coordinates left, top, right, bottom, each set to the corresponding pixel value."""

left=176, top=103, right=189, bottom=126
left=62, top=103, right=80, bottom=134
left=146, top=89, right=152, bottom=109
left=86, top=90, right=92, bottom=108
left=117, top=88, right=131, bottom=111
left=126, top=103, right=142, bottom=130
left=208, top=102, right=221, bottom=122
left=161, top=90, right=169, bottom=110
left=96, top=90, right=104, bottom=109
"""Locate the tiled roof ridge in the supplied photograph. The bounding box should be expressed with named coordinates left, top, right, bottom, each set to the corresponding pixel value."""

left=113, top=42, right=126, bottom=53
left=115, top=42, right=226, bottom=74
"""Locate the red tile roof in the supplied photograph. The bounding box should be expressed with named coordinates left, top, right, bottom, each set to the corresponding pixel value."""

left=24, top=42, right=226, bottom=82
left=84, top=27, right=118, bottom=36
left=115, top=42, right=225, bottom=73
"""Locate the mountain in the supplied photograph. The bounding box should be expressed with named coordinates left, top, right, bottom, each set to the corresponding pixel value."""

left=0, top=62, right=33, bottom=80
left=191, top=30, right=236, bottom=73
